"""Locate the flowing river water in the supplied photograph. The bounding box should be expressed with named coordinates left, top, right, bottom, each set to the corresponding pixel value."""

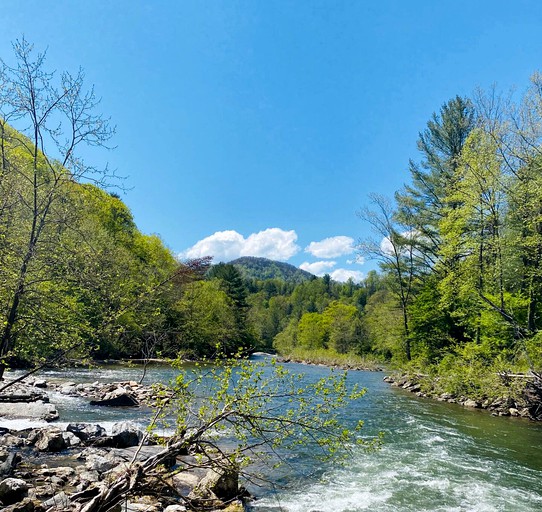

left=5, top=357, right=542, bottom=511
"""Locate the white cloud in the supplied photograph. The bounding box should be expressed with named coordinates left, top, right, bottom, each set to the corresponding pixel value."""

left=181, top=228, right=300, bottom=262
left=330, top=269, right=364, bottom=283
left=241, top=228, right=300, bottom=260
left=299, top=260, right=337, bottom=275
left=305, top=236, right=355, bottom=258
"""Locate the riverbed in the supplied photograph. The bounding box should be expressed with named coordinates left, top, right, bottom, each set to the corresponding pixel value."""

left=4, top=358, right=542, bottom=511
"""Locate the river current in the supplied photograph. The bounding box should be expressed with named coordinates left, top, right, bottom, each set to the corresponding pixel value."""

left=5, top=358, right=542, bottom=511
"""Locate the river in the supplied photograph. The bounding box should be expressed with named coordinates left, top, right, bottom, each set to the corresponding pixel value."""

left=6, top=358, right=542, bottom=511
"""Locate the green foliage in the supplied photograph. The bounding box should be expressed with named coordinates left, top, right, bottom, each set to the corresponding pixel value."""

left=153, top=356, right=379, bottom=472
left=358, top=76, right=542, bottom=400
left=174, top=280, right=240, bottom=358
left=231, top=256, right=314, bottom=283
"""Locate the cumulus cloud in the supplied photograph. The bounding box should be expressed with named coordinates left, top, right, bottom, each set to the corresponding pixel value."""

left=330, top=269, right=364, bottom=283
left=305, top=236, right=355, bottom=258
left=242, top=228, right=300, bottom=260
left=181, top=228, right=300, bottom=262
left=299, top=260, right=337, bottom=275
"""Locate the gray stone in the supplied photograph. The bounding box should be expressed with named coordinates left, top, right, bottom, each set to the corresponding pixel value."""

left=164, top=506, right=187, bottom=512
left=123, top=502, right=159, bottom=512
left=110, top=421, right=144, bottom=448
left=62, top=431, right=82, bottom=447
left=170, top=471, right=201, bottom=496
left=0, top=402, right=58, bottom=421
left=60, top=385, right=77, bottom=395
left=109, top=445, right=176, bottom=468
left=85, top=453, right=117, bottom=473
left=90, top=393, right=139, bottom=407
left=0, top=452, right=21, bottom=477
left=77, top=470, right=100, bottom=484
left=189, top=465, right=239, bottom=502
left=33, top=379, right=47, bottom=388
left=37, top=466, right=75, bottom=480
left=66, top=423, right=106, bottom=442
left=42, top=491, right=70, bottom=509
left=35, top=429, right=66, bottom=452
left=0, top=477, right=28, bottom=505
left=463, top=399, right=480, bottom=408
left=0, top=435, right=25, bottom=448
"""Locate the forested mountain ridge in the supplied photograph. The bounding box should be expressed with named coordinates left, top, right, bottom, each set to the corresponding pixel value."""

left=230, top=256, right=314, bottom=283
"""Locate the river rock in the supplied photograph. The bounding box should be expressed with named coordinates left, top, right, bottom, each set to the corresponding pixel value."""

left=108, top=445, right=177, bottom=468
left=0, top=402, right=58, bottom=421
left=35, top=429, right=66, bottom=452
left=0, top=452, right=21, bottom=477
left=37, top=466, right=75, bottom=481
left=123, top=500, right=160, bottom=512
left=189, top=466, right=239, bottom=503
left=110, top=421, right=144, bottom=448
left=60, top=385, right=77, bottom=395
left=0, top=477, right=29, bottom=505
left=463, top=399, right=480, bottom=408
left=62, top=431, right=82, bottom=447
left=509, top=407, right=520, bottom=417
left=85, top=453, right=117, bottom=473
left=33, top=379, right=47, bottom=388
left=66, top=423, right=106, bottom=442
left=42, top=491, right=70, bottom=509
left=89, top=393, right=139, bottom=407
left=170, top=471, right=201, bottom=496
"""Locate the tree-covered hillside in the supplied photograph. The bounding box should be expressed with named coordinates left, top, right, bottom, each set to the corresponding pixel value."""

left=230, top=256, right=314, bottom=283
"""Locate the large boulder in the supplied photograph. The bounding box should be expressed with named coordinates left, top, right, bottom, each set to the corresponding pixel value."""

left=189, top=465, right=239, bottom=503
left=90, top=394, right=139, bottom=407
left=66, top=423, right=106, bottom=442
left=0, top=477, right=28, bottom=505
left=35, top=429, right=66, bottom=452
left=110, top=421, right=144, bottom=448
left=85, top=453, right=117, bottom=473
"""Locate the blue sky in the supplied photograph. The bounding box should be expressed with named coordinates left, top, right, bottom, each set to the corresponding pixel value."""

left=2, top=1, right=542, bottom=281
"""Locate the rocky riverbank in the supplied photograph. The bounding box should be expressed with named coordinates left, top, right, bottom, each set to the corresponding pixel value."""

left=0, top=378, right=248, bottom=511
left=0, top=422, right=246, bottom=511
left=384, top=373, right=542, bottom=420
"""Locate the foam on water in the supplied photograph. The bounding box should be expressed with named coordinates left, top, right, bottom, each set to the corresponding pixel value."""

left=251, top=377, right=542, bottom=512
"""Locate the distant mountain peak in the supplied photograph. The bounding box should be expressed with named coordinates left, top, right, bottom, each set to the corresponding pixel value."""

left=229, top=256, right=314, bottom=283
